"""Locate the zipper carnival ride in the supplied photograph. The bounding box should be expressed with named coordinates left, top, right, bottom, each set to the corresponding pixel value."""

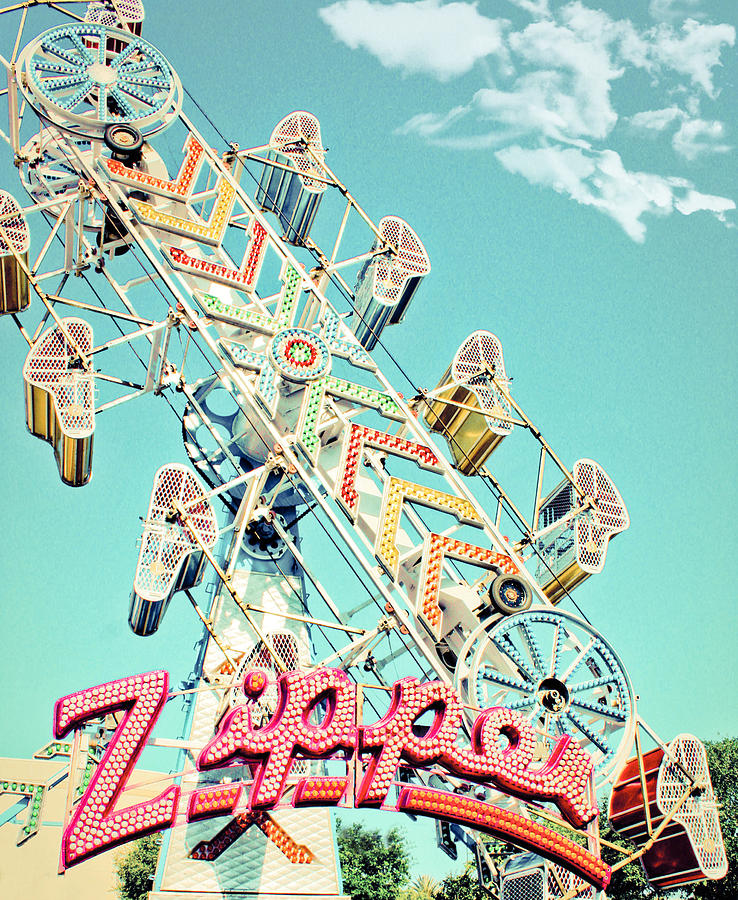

left=0, top=4, right=728, bottom=899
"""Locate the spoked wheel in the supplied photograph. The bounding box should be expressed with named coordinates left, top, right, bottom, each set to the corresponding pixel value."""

left=17, top=24, right=181, bottom=139
left=454, top=608, right=635, bottom=786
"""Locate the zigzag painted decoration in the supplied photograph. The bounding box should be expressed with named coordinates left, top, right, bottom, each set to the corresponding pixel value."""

left=189, top=810, right=314, bottom=863
left=416, top=533, right=518, bottom=638
left=375, top=478, right=482, bottom=580
left=197, top=261, right=302, bottom=333
left=336, top=423, right=441, bottom=521
left=163, top=218, right=268, bottom=293
left=102, top=134, right=205, bottom=200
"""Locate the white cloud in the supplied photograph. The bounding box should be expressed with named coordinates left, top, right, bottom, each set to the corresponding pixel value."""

left=508, top=19, right=622, bottom=139
left=675, top=189, right=735, bottom=219
left=650, top=18, right=735, bottom=97
left=495, top=144, right=734, bottom=241
left=672, top=118, right=732, bottom=160
left=505, top=0, right=551, bottom=17
left=320, top=0, right=736, bottom=240
left=318, top=0, right=508, bottom=81
left=629, top=106, right=684, bottom=131
left=649, top=0, right=704, bottom=24
left=396, top=105, right=472, bottom=138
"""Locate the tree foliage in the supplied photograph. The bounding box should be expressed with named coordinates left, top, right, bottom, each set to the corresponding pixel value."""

left=434, top=865, right=483, bottom=900
left=336, top=820, right=411, bottom=900
left=114, top=833, right=162, bottom=900
left=599, top=805, right=655, bottom=900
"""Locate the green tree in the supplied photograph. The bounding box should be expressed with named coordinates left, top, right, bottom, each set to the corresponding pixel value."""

left=434, top=865, right=483, bottom=900
left=399, top=873, right=440, bottom=899
left=599, top=805, right=655, bottom=900
left=114, top=833, right=162, bottom=900
left=336, top=820, right=411, bottom=900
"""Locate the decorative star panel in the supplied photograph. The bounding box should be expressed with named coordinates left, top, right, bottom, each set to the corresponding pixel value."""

left=195, top=261, right=301, bottom=333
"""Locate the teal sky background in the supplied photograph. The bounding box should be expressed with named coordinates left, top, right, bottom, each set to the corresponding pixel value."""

left=0, top=0, right=736, bottom=881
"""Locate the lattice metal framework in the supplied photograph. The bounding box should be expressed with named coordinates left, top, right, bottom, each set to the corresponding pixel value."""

left=0, top=7, right=725, bottom=894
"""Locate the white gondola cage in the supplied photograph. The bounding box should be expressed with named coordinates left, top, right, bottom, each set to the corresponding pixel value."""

left=84, top=0, right=144, bottom=28
left=255, top=111, right=327, bottom=245
left=536, top=459, right=629, bottom=602
left=609, top=734, right=727, bottom=890
left=499, top=853, right=595, bottom=900
left=23, top=317, right=95, bottom=486
left=0, top=190, right=31, bottom=315
left=129, top=464, right=218, bottom=636
left=423, top=330, right=513, bottom=475
left=84, top=1, right=144, bottom=53
left=351, top=215, right=430, bottom=350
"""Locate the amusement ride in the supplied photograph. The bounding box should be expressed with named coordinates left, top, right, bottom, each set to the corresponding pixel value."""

left=0, top=3, right=728, bottom=899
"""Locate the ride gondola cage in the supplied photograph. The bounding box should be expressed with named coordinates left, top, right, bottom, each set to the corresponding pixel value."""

left=608, top=734, right=727, bottom=890
left=0, top=190, right=30, bottom=316
left=351, top=215, right=431, bottom=350
left=255, top=111, right=328, bottom=246
left=534, top=459, right=629, bottom=602
left=423, top=330, right=514, bottom=475
left=129, top=464, right=219, bottom=636
left=83, top=0, right=145, bottom=54
left=22, top=317, right=95, bottom=487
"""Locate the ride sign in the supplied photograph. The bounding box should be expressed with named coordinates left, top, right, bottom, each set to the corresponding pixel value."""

left=54, top=667, right=610, bottom=888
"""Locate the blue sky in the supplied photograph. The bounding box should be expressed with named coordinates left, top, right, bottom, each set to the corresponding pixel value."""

left=0, top=0, right=736, bottom=881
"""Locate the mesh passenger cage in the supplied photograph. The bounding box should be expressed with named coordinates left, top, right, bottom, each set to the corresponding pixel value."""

left=268, top=111, right=327, bottom=193
left=132, top=463, right=218, bottom=603
left=500, top=854, right=595, bottom=900
left=351, top=215, right=430, bottom=349
left=537, top=458, right=629, bottom=579
left=0, top=189, right=30, bottom=259
left=84, top=0, right=145, bottom=27
left=655, top=734, right=728, bottom=879
left=368, top=216, right=430, bottom=310
left=1, top=188, right=32, bottom=315
left=23, top=317, right=95, bottom=437
left=450, top=330, right=513, bottom=435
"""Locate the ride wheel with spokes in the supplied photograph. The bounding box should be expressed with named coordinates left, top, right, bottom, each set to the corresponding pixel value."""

left=17, top=23, right=181, bottom=139
left=454, top=608, right=636, bottom=786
